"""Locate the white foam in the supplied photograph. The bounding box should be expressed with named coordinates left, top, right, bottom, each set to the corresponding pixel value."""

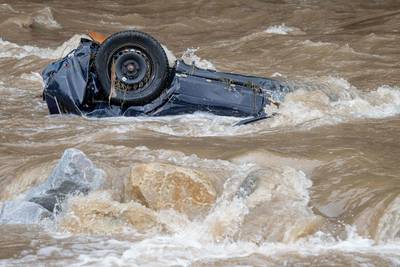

left=265, top=24, right=295, bottom=35
left=68, top=161, right=315, bottom=262
left=2, top=224, right=399, bottom=267
left=0, top=34, right=84, bottom=59
left=0, top=83, right=25, bottom=96
left=301, top=39, right=331, bottom=47
left=1, top=147, right=400, bottom=266
left=181, top=48, right=216, bottom=70
left=161, top=44, right=177, bottom=67
left=33, top=7, right=61, bottom=29
left=36, top=246, right=62, bottom=257
left=88, top=78, right=400, bottom=137
left=23, top=226, right=398, bottom=267
left=271, top=72, right=284, bottom=77
left=375, top=196, right=400, bottom=243
left=95, top=79, right=400, bottom=136
left=20, top=72, right=44, bottom=86
left=93, top=112, right=247, bottom=137
left=268, top=77, right=400, bottom=128
left=0, top=3, right=17, bottom=13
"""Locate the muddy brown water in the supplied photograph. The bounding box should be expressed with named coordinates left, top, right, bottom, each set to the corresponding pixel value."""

left=0, top=0, right=400, bottom=266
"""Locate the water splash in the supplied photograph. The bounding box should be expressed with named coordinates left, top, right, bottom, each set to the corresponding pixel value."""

left=181, top=48, right=216, bottom=70
left=267, top=77, right=400, bottom=128
left=265, top=24, right=296, bottom=35
left=1, top=147, right=400, bottom=266
left=89, top=78, right=400, bottom=137
left=375, top=196, right=400, bottom=243
left=0, top=34, right=83, bottom=59
left=33, top=7, right=61, bottom=30
left=0, top=3, right=17, bottom=13
left=161, top=44, right=177, bottom=67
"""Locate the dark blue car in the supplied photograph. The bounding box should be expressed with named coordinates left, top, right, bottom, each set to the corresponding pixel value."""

left=42, top=30, right=288, bottom=124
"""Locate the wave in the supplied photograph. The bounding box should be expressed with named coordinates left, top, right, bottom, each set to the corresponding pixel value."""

left=1, top=6, right=61, bottom=30
left=0, top=146, right=319, bottom=244
left=0, top=3, right=17, bottom=13
left=181, top=48, right=216, bottom=70
left=264, top=23, right=304, bottom=35
left=32, top=7, right=62, bottom=30
left=1, top=146, right=399, bottom=266
left=0, top=34, right=83, bottom=59
left=93, top=77, right=400, bottom=137
left=267, top=77, right=400, bottom=128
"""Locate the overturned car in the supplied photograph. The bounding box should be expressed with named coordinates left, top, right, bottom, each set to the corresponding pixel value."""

left=42, top=30, right=289, bottom=124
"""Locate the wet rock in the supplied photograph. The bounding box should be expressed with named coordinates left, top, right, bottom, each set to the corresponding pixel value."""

left=41, top=148, right=103, bottom=192
left=29, top=180, right=90, bottom=212
left=60, top=191, right=159, bottom=234
left=24, top=148, right=104, bottom=212
left=125, top=163, right=216, bottom=218
left=236, top=173, right=258, bottom=199
left=0, top=149, right=105, bottom=225
left=0, top=201, right=53, bottom=224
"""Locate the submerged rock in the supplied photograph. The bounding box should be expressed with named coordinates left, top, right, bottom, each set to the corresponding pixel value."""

left=125, top=163, right=216, bottom=218
left=29, top=180, right=90, bottom=212
left=0, top=201, right=53, bottom=224
left=0, top=148, right=105, bottom=225
left=60, top=191, right=159, bottom=234
left=236, top=173, right=258, bottom=199
left=24, top=148, right=104, bottom=212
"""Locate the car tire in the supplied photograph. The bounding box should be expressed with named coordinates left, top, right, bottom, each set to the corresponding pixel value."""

left=95, top=30, right=169, bottom=106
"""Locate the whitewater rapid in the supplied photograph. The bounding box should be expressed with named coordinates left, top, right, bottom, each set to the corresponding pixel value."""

left=1, top=4, right=400, bottom=264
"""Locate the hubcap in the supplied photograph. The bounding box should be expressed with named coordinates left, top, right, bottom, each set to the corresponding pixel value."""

left=111, top=48, right=152, bottom=91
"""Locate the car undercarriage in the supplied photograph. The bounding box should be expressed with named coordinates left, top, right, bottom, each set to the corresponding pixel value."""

left=42, top=30, right=289, bottom=125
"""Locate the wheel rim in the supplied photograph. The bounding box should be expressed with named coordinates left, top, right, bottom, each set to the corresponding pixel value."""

left=110, top=48, right=153, bottom=92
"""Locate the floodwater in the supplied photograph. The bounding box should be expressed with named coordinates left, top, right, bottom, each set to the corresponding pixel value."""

left=0, top=0, right=400, bottom=266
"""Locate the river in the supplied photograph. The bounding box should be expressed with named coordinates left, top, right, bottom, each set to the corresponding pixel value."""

left=0, top=0, right=400, bottom=266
